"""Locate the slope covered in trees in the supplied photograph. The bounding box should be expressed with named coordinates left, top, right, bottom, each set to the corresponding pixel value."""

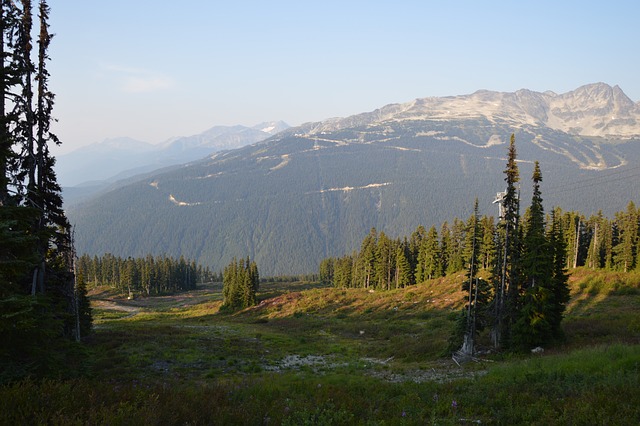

left=68, top=110, right=640, bottom=276
left=321, top=135, right=639, bottom=351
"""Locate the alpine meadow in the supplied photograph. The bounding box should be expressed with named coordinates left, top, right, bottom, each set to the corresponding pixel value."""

left=2, top=2, right=640, bottom=425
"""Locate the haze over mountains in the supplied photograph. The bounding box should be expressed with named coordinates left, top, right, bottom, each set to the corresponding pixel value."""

left=67, top=83, right=640, bottom=275
left=57, top=121, right=289, bottom=187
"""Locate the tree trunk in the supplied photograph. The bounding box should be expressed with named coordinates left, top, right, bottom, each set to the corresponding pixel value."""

left=573, top=219, right=580, bottom=269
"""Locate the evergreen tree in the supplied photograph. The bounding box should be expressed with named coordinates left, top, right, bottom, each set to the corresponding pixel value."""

left=407, top=225, right=426, bottom=277
left=462, top=200, right=481, bottom=281
left=562, top=211, right=585, bottom=269
left=447, top=218, right=465, bottom=274
left=458, top=199, right=481, bottom=355
left=0, top=205, right=38, bottom=296
left=612, top=201, right=638, bottom=272
left=319, top=257, right=334, bottom=284
left=394, top=245, right=411, bottom=289
left=333, top=255, right=353, bottom=288
left=492, top=134, right=521, bottom=349
left=451, top=199, right=494, bottom=356
left=479, top=215, right=496, bottom=269
left=222, top=257, right=259, bottom=310
left=512, top=161, right=553, bottom=349
left=521, top=162, right=550, bottom=290
left=74, top=270, right=92, bottom=339
left=375, top=231, right=393, bottom=290
left=355, top=228, right=377, bottom=288
left=547, top=208, right=570, bottom=340
left=1, top=1, right=87, bottom=378
left=439, top=221, right=450, bottom=275
left=416, top=225, right=441, bottom=282
left=585, top=211, right=607, bottom=269
left=0, top=1, right=21, bottom=205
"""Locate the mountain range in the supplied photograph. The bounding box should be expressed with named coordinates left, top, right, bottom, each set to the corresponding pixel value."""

left=66, top=83, right=640, bottom=275
left=56, top=121, right=289, bottom=188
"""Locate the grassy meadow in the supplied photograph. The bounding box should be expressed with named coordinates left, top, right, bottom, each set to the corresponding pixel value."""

left=2, top=269, right=639, bottom=425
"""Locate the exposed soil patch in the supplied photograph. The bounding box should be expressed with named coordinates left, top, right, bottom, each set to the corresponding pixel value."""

left=92, top=300, right=141, bottom=318
left=90, top=283, right=223, bottom=318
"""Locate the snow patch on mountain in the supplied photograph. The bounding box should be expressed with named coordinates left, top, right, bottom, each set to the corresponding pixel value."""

left=169, top=194, right=201, bottom=207
left=309, top=182, right=392, bottom=194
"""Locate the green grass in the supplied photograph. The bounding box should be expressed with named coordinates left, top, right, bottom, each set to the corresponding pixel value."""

left=2, top=270, right=639, bottom=424
left=2, top=344, right=638, bottom=424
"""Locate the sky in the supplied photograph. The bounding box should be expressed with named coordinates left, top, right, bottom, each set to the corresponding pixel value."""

left=46, top=0, right=640, bottom=154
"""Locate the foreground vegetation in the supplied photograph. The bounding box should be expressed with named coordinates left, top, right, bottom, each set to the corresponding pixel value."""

left=2, top=269, right=639, bottom=424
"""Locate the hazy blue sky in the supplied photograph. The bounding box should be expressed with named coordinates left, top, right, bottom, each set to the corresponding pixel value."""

left=47, top=1, right=640, bottom=153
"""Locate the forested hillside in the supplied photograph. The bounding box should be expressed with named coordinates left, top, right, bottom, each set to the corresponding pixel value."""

left=321, top=136, right=640, bottom=351
left=68, top=93, right=640, bottom=275
left=322, top=201, right=640, bottom=290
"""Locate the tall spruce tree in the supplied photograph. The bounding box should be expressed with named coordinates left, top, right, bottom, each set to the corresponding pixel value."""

left=613, top=201, right=638, bottom=272
left=447, top=218, right=465, bottom=274
left=408, top=225, right=426, bottom=277
left=585, top=211, right=606, bottom=269
left=512, top=161, right=553, bottom=349
left=440, top=221, right=451, bottom=275
left=521, top=162, right=549, bottom=290
left=1, top=0, right=20, bottom=205
left=394, top=245, right=411, bottom=289
left=457, top=199, right=481, bottom=356
left=355, top=228, right=378, bottom=288
left=547, top=208, right=570, bottom=340
left=492, top=133, right=521, bottom=349
left=415, top=226, right=440, bottom=282
left=375, top=231, right=393, bottom=290
left=479, top=215, right=496, bottom=269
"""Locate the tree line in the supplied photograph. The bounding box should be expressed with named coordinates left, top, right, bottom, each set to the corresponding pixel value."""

left=319, top=203, right=639, bottom=293
left=321, top=135, right=639, bottom=351
left=76, top=253, right=218, bottom=296
left=1, top=1, right=90, bottom=380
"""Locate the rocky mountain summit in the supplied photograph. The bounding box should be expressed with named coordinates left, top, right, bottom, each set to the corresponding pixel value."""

left=294, top=83, right=639, bottom=139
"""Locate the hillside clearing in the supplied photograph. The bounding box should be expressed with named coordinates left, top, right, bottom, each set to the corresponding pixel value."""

left=5, top=269, right=635, bottom=424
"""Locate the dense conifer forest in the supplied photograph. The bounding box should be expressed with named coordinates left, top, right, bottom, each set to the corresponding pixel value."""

left=320, top=135, right=639, bottom=351
left=320, top=190, right=639, bottom=291
left=75, top=253, right=217, bottom=296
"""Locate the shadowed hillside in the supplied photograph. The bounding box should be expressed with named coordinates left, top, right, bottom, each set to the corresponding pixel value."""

left=68, top=85, right=640, bottom=275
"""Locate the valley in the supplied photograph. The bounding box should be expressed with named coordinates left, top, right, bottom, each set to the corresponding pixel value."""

left=2, top=268, right=638, bottom=424
left=4, top=3, right=640, bottom=424
left=60, top=84, right=640, bottom=276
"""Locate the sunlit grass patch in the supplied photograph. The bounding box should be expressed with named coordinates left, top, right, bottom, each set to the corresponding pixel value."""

left=92, top=308, right=131, bottom=322
left=4, top=269, right=640, bottom=425
left=563, top=268, right=640, bottom=347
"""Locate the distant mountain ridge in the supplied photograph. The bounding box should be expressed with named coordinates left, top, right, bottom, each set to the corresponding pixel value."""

left=57, top=121, right=289, bottom=187
left=67, top=83, right=640, bottom=275
left=293, top=83, right=640, bottom=140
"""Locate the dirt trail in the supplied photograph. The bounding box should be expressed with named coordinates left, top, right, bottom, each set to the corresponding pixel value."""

left=92, top=299, right=142, bottom=318
left=89, top=282, right=223, bottom=319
